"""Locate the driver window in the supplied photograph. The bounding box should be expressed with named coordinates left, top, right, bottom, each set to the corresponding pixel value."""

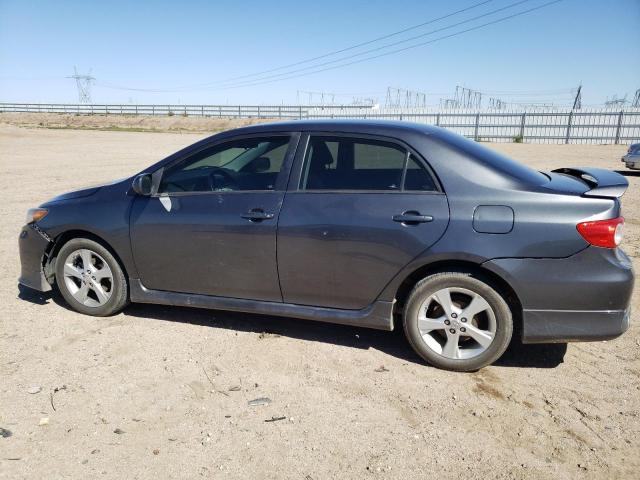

left=158, top=136, right=291, bottom=193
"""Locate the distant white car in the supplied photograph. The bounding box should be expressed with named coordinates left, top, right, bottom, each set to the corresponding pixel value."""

left=622, top=143, right=640, bottom=170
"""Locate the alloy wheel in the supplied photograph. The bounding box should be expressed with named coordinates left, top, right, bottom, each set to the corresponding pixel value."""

left=62, top=248, right=114, bottom=307
left=417, top=287, right=497, bottom=360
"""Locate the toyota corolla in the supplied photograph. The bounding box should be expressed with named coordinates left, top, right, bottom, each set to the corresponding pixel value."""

left=19, top=120, right=634, bottom=371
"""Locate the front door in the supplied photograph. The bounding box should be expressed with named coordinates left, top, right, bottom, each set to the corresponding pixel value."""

left=277, top=134, right=449, bottom=310
left=130, top=133, right=298, bottom=301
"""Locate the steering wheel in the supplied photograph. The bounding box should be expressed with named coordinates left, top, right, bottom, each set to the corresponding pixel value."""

left=207, top=167, right=238, bottom=191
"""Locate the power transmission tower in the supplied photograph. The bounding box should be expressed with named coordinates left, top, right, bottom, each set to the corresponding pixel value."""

left=439, top=97, right=459, bottom=109
left=488, top=97, right=505, bottom=110
left=605, top=94, right=628, bottom=107
left=351, top=97, right=376, bottom=106
left=454, top=86, right=482, bottom=109
left=385, top=87, right=427, bottom=108
left=571, top=85, right=582, bottom=110
left=67, top=66, right=95, bottom=103
left=296, top=90, right=336, bottom=106
left=632, top=89, right=640, bottom=108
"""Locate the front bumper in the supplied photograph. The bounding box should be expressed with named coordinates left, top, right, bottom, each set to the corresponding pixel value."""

left=18, top=224, right=52, bottom=292
left=485, top=247, right=634, bottom=343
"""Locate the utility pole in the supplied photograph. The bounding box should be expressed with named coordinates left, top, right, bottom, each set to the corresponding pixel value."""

left=67, top=66, right=95, bottom=103
left=572, top=85, right=582, bottom=110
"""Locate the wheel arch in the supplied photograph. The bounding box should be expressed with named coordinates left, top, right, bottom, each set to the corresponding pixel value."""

left=44, top=229, right=129, bottom=284
left=392, top=259, right=523, bottom=334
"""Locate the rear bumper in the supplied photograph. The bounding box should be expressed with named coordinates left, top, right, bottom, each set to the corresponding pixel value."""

left=521, top=307, right=630, bottom=343
left=18, top=224, right=52, bottom=292
left=622, top=155, right=640, bottom=169
left=484, top=247, right=634, bottom=343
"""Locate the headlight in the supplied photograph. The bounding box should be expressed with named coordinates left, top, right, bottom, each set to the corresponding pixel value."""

left=26, top=208, right=48, bottom=224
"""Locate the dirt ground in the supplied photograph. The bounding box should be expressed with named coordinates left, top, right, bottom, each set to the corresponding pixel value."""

left=1, top=120, right=638, bottom=480
left=0, top=112, right=279, bottom=133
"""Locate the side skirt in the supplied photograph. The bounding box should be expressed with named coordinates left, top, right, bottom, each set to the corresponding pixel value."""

left=129, top=279, right=395, bottom=331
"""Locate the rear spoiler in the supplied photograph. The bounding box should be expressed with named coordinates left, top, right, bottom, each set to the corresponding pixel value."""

left=552, top=167, right=629, bottom=198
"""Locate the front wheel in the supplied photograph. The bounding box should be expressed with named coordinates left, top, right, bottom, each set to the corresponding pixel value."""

left=403, top=272, right=513, bottom=371
left=55, top=238, right=129, bottom=316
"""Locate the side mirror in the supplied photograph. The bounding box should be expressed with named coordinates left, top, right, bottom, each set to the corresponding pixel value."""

left=132, top=173, right=153, bottom=196
left=253, top=156, right=271, bottom=173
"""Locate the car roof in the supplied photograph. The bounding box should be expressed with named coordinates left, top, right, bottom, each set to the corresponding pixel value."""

left=226, top=119, right=441, bottom=137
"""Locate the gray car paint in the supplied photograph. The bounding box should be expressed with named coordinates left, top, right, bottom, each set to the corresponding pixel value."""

left=18, top=120, right=634, bottom=343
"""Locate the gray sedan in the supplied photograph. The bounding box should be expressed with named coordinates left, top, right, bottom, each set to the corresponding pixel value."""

left=18, top=121, right=634, bottom=371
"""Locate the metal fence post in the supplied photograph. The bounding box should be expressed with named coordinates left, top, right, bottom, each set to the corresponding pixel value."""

left=614, top=111, right=624, bottom=145
left=519, top=113, right=526, bottom=140
left=474, top=113, right=480, bottom=141
left=436, top=113, right=440, bottom=126
left=299, top=106, right=302, bottom=120
left=565, top=111, right=574, bottom=144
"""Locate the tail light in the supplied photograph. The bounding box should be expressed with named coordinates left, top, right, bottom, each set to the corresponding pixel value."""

left=576, top=217, right=624, bottom=248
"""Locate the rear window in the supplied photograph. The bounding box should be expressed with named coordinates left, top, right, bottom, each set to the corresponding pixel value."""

left=436, top=129, right=549, bottom=185
left=300, top=136, right=437, bottom=191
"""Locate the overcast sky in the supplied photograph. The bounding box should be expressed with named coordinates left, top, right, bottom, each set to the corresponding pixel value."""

left=1, top=0, right=639, bottom=106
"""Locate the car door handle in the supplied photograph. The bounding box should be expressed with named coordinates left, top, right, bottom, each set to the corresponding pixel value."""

left=241, top=209, right=275, bottom=221
left=392, top=211, right=434, bottom=224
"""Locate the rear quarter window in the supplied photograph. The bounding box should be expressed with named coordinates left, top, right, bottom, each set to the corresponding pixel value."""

left=436, top=129, right=549, bottom=186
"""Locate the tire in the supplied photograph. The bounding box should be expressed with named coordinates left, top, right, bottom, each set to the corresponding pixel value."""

left=55, top=238, right=129, bottom=316
left=403, top=272, right=512, bottom=371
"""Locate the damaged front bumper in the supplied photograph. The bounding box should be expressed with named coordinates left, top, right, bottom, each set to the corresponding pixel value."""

left=18, top=224, right=53, bottom=292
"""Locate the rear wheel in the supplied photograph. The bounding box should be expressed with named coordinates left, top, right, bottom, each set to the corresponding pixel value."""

left=55, top=238, right=128, bottom=316
left=403, top=272, right=512, bottom=371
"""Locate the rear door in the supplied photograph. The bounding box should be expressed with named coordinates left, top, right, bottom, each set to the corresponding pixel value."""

left=130, top=133, right=299, bottom=301
left=277, top=133, right=449, bottom=310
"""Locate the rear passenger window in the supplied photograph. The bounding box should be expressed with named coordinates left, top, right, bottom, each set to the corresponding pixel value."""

left=300, top=136, right=436, bottom=192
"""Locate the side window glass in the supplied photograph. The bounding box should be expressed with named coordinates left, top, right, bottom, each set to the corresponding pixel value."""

left=159, top=136, right=290, bottom=193
left=300, top=136, right=406, bottom=191
left=403, top=154, right=437, bottom=191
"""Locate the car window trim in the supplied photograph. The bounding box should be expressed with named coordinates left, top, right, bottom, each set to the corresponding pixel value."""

left=289, top=131, right=442, bottom=193
left=152, top=132, right=300, bottom=197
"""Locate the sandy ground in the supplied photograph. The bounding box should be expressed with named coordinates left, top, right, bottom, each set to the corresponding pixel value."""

left=0, top=112, right=280, bottom=133
left=0, top=122, right=638, bottom=480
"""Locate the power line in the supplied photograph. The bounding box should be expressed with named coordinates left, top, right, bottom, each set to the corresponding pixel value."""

left=99, top=0, right=554, bottom=94
left=105, top=0, right=536, bottom=92
left=198, top=0, right=534, bottom=90
left=185, top=0, right=563, bottom=92
left=97, top=0, right=496, bottom=93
